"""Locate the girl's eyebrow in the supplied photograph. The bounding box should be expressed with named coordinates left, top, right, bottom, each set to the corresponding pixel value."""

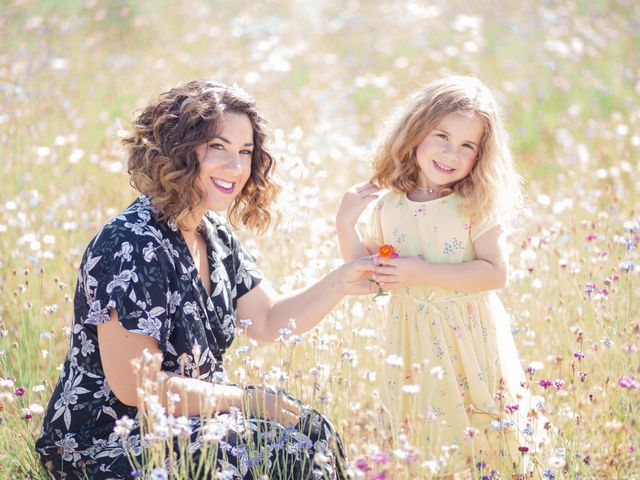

left=433, top=128, right=479, bottom=147
left=214, top=135, right=254, bottom=147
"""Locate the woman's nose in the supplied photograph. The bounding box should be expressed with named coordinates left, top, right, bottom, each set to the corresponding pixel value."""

left=224, top=152, right=243, bottom=172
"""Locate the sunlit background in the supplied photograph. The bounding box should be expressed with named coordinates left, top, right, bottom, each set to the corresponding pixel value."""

left=1, top=0, right=639, bottom=477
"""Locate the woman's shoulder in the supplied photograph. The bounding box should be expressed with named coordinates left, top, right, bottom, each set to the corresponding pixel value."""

left=87, top=196, right=167, bottom=257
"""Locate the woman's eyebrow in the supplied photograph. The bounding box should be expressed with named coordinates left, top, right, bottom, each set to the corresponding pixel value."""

left=214, top=135, right=254, bottom=147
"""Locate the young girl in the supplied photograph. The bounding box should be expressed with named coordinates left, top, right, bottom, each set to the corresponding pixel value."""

left=336, top=76, right=544, bottom=477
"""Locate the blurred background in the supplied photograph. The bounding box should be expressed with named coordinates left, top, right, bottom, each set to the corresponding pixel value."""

left=1, top=0, right=639, bottom=477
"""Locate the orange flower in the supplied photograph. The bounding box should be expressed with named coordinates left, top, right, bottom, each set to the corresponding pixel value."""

left=378, top=244, right=398, bottom=258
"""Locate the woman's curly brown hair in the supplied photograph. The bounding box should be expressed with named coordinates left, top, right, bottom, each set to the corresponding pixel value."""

left=122, top=80, right=279, bottom=232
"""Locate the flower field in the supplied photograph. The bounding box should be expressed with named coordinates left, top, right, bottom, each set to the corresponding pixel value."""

left=0, top=0, right=638, bottom=478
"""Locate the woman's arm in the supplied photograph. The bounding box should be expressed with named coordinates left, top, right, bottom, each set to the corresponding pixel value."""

left=97, top=310, right=299, bottom=424
left=238, top=257, right=375, bottom=342
left=371, top=226, right=508, bottom=293
left=336, top=182, right=380, bottom=261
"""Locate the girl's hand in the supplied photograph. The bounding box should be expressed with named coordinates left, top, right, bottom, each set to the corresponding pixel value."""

left=372, top=255, right=429, bottom=290
left=244, top=386, right=300, bottom=426
left=336, top=182, right=380, bottom=228
left=337, top=256, right=377, bottom=295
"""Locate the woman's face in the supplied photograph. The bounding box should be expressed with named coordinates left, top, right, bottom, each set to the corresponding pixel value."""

left=194, top=112, right=254, bottom=213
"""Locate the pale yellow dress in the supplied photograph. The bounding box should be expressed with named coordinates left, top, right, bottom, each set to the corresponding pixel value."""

left=367, top=191, right=543, bottom=475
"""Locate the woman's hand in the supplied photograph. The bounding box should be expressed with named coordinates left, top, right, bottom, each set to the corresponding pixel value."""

left=336, top=182, right=380, bottom=228
left=337, top=256, right=377, bottom=295
left=372, top=255, right=429, bottom=290
left=244, top=386, right=300, bottom=426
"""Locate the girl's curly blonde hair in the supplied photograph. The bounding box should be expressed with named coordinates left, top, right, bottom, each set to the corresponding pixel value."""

left=370, top=75, right=522, bottom=230
left=123, top=80, right=279, bottom=232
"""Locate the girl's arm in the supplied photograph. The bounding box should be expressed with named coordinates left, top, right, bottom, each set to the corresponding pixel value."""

left=372, top=226, right=508, bottom=293
left=336, top=182, right=380, bottom=261
left=98, top=310, right=300, bottom=425
left=238, top=257, right=375, bottom=342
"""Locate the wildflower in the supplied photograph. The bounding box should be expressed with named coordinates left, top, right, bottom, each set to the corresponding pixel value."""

left=573, top=351, right=585, bottom=359
left=539, top=379, right=553, bottom=389
left=14, top=387, right=25, bottom=396
left=542, top=469, right=555, bottom=479
left=430, top=365, right=445, bottom=379
left=617, top=374, right=638, bottom=389
left=584, top=282, right=596, bottom=295
left=518, top=446, right=529, bottom=453
left=553, top=379, right=565, bottom=389
left=28, top=403, right=44, bottom=414
left=0, top=378, right=15, bottom=388
left=619, top=261, right=635, bottom=272
left=371, top=452, right=390, bottom=465
left=150, top=468, right=168, bottom=480
left=505, top=403, right=519, bottom=413
left=130, top=471, right=142, bottom=478
left=549, top=456, right=566, bottom=468
left=385, top=354, right=403, bottom=367
left=114, top=416, right=135, bottom=438
left=203, top=419, right=228, bottom=442
left=526, top=361, right=543, bottom=373
left=463, top=426, right=480, bottom=438
left=353, top=457, right=370, bottom=472
left=578, top=371, right=588, bottom=382
left=601, top=337, right=613, bottom=348
left=23, top=410, right=33, bottom=420
left=371, top=472, right=388, bottom=480
left=239, top=318, right=253, bottom=328
left=378, top=244, right=399, bottom=258
left=402, top=384, right=420, bottom=394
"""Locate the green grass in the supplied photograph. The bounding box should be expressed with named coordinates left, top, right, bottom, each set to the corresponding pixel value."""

left=1, top=0, right=639, bottom=478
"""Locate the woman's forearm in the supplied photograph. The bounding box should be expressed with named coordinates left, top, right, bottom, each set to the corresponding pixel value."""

left=263, top=268, right=345, bottom=340
left=158, top=373, right=244, bottom=417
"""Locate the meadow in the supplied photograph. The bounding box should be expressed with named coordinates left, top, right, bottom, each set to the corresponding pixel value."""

left=0, top=0, right=639, bottom=478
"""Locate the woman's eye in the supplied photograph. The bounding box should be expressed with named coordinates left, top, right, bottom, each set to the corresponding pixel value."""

left=208, top=143, right=224, bottom=150
left=436, top=133, right=447, bottom=140
left=462, top=144, right=474, bottom=150
left=240, top=149, right=253, bottom=156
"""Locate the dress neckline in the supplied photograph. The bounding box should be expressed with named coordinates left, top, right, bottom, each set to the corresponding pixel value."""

left=404, top=191, right=456, bottom=205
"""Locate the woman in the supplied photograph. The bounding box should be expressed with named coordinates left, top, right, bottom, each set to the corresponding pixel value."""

left=35, top=80, right=374, bottom=479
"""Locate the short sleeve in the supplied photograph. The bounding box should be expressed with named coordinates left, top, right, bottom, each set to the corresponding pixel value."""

left=229, top=232, right=263, bottom=299
left=470, top=214, right=499, bottom=243
left=365, top=197, right=385, bottom=246
left=81, top=226, right=170, bottom=347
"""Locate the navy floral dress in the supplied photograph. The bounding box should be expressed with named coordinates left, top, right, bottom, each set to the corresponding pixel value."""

left=35, top=196, right=347, bottom=479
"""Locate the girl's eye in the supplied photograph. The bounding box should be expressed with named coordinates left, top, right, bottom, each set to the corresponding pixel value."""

left=240, top=149, right=253, bottom=156
left=208, top=143, right=224, bottom=150
left=462, top=144, right=475, bottom=150
left=436, top=133, right=447, bottom=140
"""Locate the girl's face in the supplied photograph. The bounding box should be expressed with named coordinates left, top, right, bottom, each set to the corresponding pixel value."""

left=415, top=112, right=484, bottom=189
left=194, top=112, right=254, bottom=213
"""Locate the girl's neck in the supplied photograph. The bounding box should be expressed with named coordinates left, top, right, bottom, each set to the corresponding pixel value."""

left=408, top=181, right=443, bottom=202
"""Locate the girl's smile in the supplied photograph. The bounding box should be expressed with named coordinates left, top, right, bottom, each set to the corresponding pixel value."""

left=415, top=112, right=484, bottom=189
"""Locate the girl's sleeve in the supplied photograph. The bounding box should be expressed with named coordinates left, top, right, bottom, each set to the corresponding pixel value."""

left=469, top=214, right=499, bottom=243
left=82, top=226, right=171, bottom=350
left=365, top=197, right=385, bottom=246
